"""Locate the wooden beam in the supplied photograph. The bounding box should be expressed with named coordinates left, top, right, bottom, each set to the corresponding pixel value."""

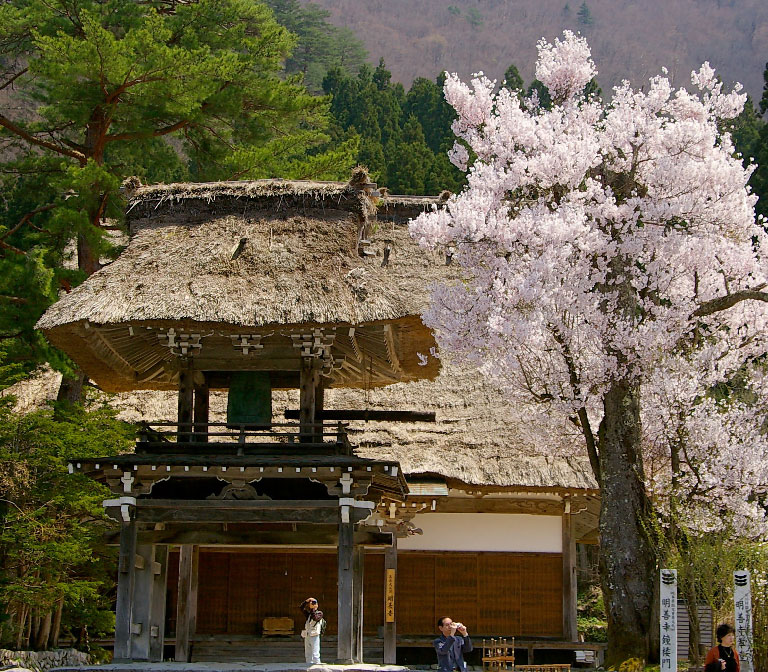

left=175, top=545, right=199, bottom=663
left=190, top=357, right=302, bottom=372
left=314, top=384, right=325, bottom=444
left=299, top=357, right=320, bottom=438
left=148, top=545, right=168, bottom=662
left=383, top=538, right=397, bottom=664
left=177, top=362, right=194, bottom=443
left=129, top=543, right=155, bottom=661
left=337, top=520, right=354, bottom=663
left=426, top=498, right=563, bottom=515
left=193, top=376, right=209, bottom=443
left=113, top=521, right=137, bottom=662
left=133, top=499, right=373, bottom=525
left=382, top=324, right=402, bottom=374
left=352, top=545, right=364, bottom=663
left=120, top=527, right=393, bottom=546
left=562, top=502, right=577, bottom=641
left=284, top=409, right=436, bottom=422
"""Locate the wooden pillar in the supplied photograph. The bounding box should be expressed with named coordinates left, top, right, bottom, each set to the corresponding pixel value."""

left=337, top=520, right=354, bottom=663
left=193, top=375, right=209, bottom=443
left=383, top=537, right=398, bottom=664
left=352, top=545, right=364, bottom=663
left=175, top=545, right=199, bottom=663
left=562, top=499, right=578, bottom=641
left=114, top=521, right=137, bottom=661
left=130, top=543, right=154, bottom=661
left=314, top=383, right=325, bottom=443
left=300, top=357, right=320, bottom=441
left=149, top=545, right=168, bottom=662
left=177, top=361, right=194, bottom=443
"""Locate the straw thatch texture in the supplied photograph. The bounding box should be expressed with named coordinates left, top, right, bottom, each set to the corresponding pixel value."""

left=37, top=181, right=450, bottom=330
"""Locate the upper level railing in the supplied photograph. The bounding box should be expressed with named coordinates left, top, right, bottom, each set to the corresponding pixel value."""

left=136, top=421, right=353, bottom=456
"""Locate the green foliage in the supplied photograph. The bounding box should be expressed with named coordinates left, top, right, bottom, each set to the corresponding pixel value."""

left=447, top=5, right=461, bottom=16
left=465, top=8, right=484, bottom=29
left=265, top=0, right=368, bottom=93
left=323, top=63, right=465, bottom=194
left=0, top=393, right=134, bottom=648
left=503, top=64, right=524, bottom=93
left=527, top=79, right=554, bottom=109
left=577, top=585, right=608, bottom=642
left=729, top=95, right=768, bottom=225
left=577, top=1, right=594, bottom=25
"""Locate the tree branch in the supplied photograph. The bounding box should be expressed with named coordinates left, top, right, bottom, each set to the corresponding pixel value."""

left=0, top=114, right=86, bottom=162
left=550, top=324, right=601, bottom=483
left=0, top=294, right=29, bottom=305
left=1, top=203, right=58, bottom=244
left=692, top=288, right=768, bottom=317
left=104, top=118, right=191, bottom=143
left=0, top=67, right=28, bottom=92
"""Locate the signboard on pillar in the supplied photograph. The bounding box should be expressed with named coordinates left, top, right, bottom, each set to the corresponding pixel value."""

left=660, top=569, right=677, bottom=672
left=734, top=570, right=753, bottom=672
left=385, top=568, right=396, bottom=623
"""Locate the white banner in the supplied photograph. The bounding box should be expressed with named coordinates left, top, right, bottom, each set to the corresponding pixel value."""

left=734, top=570, right=753, bottom=672
left=660, top=569, right=678, bottom=672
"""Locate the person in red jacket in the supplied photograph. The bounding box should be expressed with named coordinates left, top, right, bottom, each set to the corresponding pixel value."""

left=704, top=623, right=740, bottom=672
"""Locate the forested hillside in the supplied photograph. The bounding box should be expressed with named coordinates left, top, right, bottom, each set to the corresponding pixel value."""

left=302, top=0, right=768, bottom=99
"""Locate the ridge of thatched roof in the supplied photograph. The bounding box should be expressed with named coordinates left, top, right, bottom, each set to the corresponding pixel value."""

left=124, top=177, right=378, bottom=225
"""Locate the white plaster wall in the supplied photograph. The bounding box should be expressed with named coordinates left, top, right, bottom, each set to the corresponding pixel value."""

left=396, top=513, right=562, bottom=552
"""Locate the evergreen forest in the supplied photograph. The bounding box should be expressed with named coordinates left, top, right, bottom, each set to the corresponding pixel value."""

left=0, top=0, right=767, bottom=660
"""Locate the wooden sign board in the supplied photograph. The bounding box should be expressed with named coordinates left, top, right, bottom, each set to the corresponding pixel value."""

left=385, top=568, right=396, bottom=623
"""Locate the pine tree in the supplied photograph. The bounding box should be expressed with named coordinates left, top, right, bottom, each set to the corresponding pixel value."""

left=0, top=0, right=354, bottom=391
left=502, top=64, right=524, bottom=93
left=577, top=1, right=594, bottom=25
left=265, top=0, right=368, bottom=92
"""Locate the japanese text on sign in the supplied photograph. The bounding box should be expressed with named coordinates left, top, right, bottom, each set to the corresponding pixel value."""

left=385, top=569, right=395, bottom=623
left=660, top=569, right=677, bottom=672
left=734, top=570, right=753, bottom=672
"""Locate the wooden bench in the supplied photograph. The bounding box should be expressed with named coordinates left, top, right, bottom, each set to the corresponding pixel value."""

left=262, top=617, right=294, bottom=636
left=516, top=666, right=571, bottom=672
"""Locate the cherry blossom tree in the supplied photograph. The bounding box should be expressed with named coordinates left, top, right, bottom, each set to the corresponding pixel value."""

left=411, top=31, right=768, bottom=664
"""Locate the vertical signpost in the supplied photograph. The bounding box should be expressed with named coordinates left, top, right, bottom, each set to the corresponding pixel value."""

left=734, top=570, right=753, bottom=672
left=660, top=569, right=678, bottom=672
left=385, top=568, right=396, bottom=623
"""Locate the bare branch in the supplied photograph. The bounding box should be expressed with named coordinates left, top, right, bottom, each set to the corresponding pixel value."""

left=104, top=118, right=191, bottom=143
left=0, top=67, right=28, bottom=92
left=0, top=114, right=86, bottom=162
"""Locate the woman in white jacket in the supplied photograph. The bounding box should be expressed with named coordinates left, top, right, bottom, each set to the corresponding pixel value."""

left=300, top=597, right=324, bottom=664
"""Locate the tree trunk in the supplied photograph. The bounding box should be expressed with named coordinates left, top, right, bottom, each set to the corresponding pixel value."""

left=599, top=379, right=656, bottom=666
left=15, top=604, right=27, bottom=650
left=49, top=596, right=64, bottom=649
left=686, top=580, right=701, bottom=664
left=34, top=610, right=52, bottom=650
left=54, top=232, right=100, bottom=406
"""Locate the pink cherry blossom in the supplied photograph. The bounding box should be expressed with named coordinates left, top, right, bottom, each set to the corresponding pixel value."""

left=411, top=31, right=767, bottom=538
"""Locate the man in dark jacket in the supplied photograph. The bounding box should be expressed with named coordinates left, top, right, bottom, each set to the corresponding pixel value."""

left=433, top=617, right=473, bottom=672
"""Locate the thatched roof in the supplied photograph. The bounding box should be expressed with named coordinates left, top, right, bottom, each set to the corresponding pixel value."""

left=36, top=176, right=456, bottom=391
